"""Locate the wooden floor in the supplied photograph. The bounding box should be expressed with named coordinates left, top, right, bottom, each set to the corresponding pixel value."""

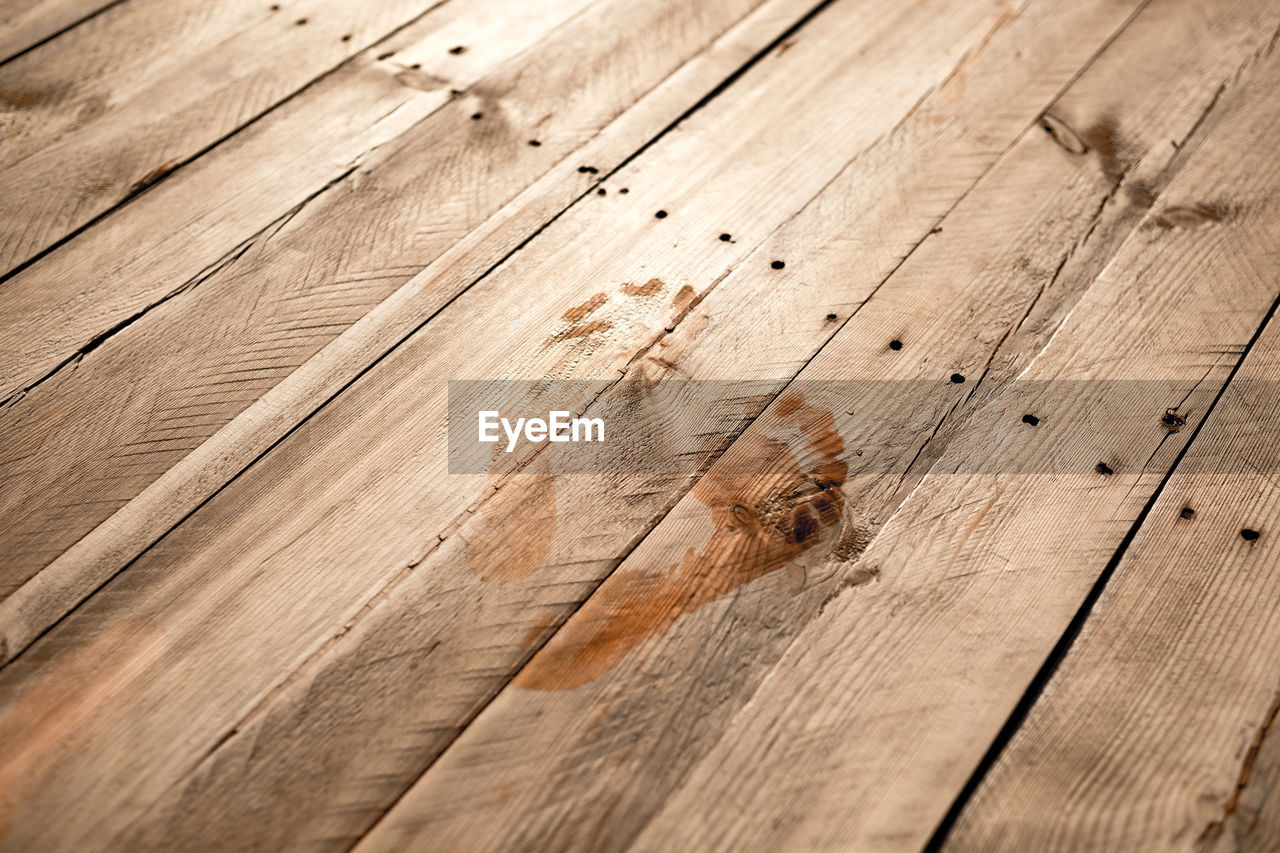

left=2, top=0, right=1280, bottom=849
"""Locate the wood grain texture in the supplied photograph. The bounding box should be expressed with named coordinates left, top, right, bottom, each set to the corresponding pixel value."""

left=113, top=0, right=1154, bottom=845
left=0, top=0, right=604, bottom=398
left=0, top=0, right=464, bottom=277
left=3, top=0, right=1278, bottom=848
left=943, top=209, right=1280, bottom=852
left=0, top=0, right=777, bottom=639
left=612, top=25, right=1280, bottom=852
left=353, top=2, right=1280, bottom=850
left=0, top=0, right=117, bottom=63
left=0, top=0, right=829, bottom=669
left=0, top=0, right=996, bottom=845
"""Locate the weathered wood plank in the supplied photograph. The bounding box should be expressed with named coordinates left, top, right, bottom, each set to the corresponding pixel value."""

left=0, top=0, right=117, bottom=63
left=0, top=0, right=822, bottom=665
left=0, top=0, right=1006, bottom=846
left=0, top=0, right=477, bottom=277
left=941, top=316, right=1280, bottom=850
left=0, top=0, right=765, bottom=616
left=1, top=0, right=264, bottom=172
left=0, top=0, right=604, bottom=389
left=606, top=28, right=1280, bottom=852
left=350, top=2, right=1280, bottom=850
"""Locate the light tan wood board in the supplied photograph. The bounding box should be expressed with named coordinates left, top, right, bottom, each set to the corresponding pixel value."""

left=0, top=0, right=606, bottom=396
left=0, top=0, right=479, bottom=276
left=0, top=0, right=788, bottom=633
left=0, top=0, right=1021, bottom=848
left=352, top=1, right=1280, bottom=849
left=0, top=0, right=115, bottom=63
left=943, top=257, right=1280, bottom=852
left=608, top=31, right=1280, bottom=852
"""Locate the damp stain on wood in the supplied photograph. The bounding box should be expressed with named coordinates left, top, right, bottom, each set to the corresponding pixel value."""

left=515, top=392, right=847, bottom=690
left=1081, top=119, right=1126, bottom=184
left=620, top=277, right=663, bottom=297
left=0, top=619, right=170, bottom=829
left=544, top=319, right=613, bottom=347
left=0, top=89, right=53, bottom=110
left=562, top=292, right=607, bottom=323
left=465, top=456, right=559, bottom=582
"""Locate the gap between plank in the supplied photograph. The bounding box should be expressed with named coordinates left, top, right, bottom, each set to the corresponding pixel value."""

left=347, top=0, right=1170, bottom=846
left=0, top=0, right=128, bottom=67
left=0, top=0, right=842, bottom=673
left=0, top=0, right=455, bottom=304
left=921, top=85, right=1280, bottom=853
left=922, top=282, right=1280, bottom=852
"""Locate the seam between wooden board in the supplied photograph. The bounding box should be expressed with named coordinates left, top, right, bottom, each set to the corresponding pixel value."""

left=0, top=0, right=835, bottom=670
left=912, top=26, right=1280, bottom=850
left=340, top=0, right=1180, bottom=846
left=64, top=0, right=873, bottom=843
left=923, top=274, right=1280, bottom=853
left=0, top=0, right=456, bottom=309
left=0, top=0, right=128, bottom=67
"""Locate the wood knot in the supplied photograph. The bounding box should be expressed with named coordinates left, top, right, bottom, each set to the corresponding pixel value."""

left=1039, top=112, right=1088, bottom=155
left=1154, top=203, right=1229, bottom=230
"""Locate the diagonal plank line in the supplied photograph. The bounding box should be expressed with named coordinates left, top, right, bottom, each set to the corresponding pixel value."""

left=0, top=0, right=455, bottom=291
left=0, top=0, right=839, bottom=669
left=0, top=0, right=127, bottom=67
left=346, top=0, right=1170, bottom=845
left=921, top=249, right=1280, bottom=853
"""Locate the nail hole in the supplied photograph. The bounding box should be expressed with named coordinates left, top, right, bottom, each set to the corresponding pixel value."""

left=889, top=339, right=903, bottom=351
left=1022, top=414, right=1040, bottom=426
left=619, top=188, right=629, bottom=194
left=1180, top=507, right=1195, bottom=519
left=770, top=260, right=785, bottom=270
left=269, top=3, right=279, bottom=9
left=578, top=166, right=598, bottom=174
left=1095, top=462, right=1113, bottom=475
left=409, top=63, right=421, bottom=70
left=341, top=33, right=351, bottom=42
left=528, top=139, right=541, bottom=147
left=719, top=233, right=732, bottom=242
left=471, top=112, right=483, bottom=120
left=826, top=313, right=838, bottom=322
left=597, top=188, right=607, bottom=196
left=377, top=51, right=394, bottom=60
left=655, top=210, right=668, bottom=219
left=295, top=17, right=307, bottom=25
left=950, top=373, right=965, bottom=384
left=449, top=45, right=467, bottom=55
left=1242, top=528, right=1260, bottom=542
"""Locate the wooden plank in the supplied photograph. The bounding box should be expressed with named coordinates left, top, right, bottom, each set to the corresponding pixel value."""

left=598, top=29, right=1280, bottom=853
left=0, top=0, right=469, bottom=276
left=0, top=0, right=1029, bottom=848
left=1, top=0, right=265, bottom=174
left=940, top=326, right=1280, bottom=848
left=0, top=0, right=756, bottom=610
left=0, top=0, right=600, bottom=397
left=0, top=0, right=817, bottom=664
left=350, top=1, right=1280, bottom=850
left=0, top=0, right=116, bottom=63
